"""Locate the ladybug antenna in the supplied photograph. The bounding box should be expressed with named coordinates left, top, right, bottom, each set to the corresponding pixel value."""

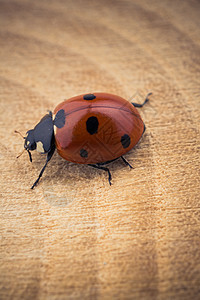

left=15, top=130, right=26, bottom=159
left=14, top=130, right=25, bottom=139
left=16, top=148, right=26, bottom=159
left=15, top=130, right=32, bottom=162
left=16, top=148, right=32, bottom=162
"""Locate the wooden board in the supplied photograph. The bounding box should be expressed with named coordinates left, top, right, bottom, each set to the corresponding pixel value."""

left=0, top=0, right=200, bottom=299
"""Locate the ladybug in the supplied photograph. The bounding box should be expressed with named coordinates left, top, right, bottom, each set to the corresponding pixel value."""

left=17, top=92, right=151, bottom=189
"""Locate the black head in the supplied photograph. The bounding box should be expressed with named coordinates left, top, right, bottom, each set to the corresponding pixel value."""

left=24, top=111, right=54, bottom=162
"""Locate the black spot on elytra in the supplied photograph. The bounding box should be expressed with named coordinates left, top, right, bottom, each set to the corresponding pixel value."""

left=83, top=94, right=96, bottom=100
left=86, top=116, right=99, bottom=135
left=121, top=134, right=131, bottom=148
left=80, top=148, right=88, bottom=158
left=54, top=109, right=65, bottom=128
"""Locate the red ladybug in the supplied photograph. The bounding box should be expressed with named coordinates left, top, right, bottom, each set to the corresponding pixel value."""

left=19, top=92, right=151, bottom=189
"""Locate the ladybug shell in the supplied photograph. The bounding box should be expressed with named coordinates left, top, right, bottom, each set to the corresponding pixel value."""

left=53, top=93, right=145, bottom=164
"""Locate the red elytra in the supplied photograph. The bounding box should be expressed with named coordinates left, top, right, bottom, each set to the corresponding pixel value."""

left=54, top=93, right=146, bottom=164
left=18, top=92, right=151, bottom=189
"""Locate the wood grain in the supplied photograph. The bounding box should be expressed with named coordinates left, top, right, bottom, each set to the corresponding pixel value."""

left=0, top=0, right=200, bottom=299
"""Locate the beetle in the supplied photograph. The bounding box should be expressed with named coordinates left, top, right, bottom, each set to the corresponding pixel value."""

left=16, top=92, right=151, bottom=189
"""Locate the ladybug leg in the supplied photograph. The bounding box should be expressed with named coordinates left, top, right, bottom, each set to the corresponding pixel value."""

left=132, top=92, right=152, bottom=107
left=88, top=164, right=112, bottom=186
left=31, top=145, right=56, bottom=189
left=121, top=156, right=133, bottom=169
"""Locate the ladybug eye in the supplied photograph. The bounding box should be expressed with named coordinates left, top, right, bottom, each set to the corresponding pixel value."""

left=29, top=141, right=36, bottom=151
left=24, top=129, right=36, bottom=151
left=24, top=139, right=36, bottom=151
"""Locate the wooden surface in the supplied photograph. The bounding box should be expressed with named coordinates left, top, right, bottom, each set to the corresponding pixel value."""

left=0, top=0, right=200, bottom=299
